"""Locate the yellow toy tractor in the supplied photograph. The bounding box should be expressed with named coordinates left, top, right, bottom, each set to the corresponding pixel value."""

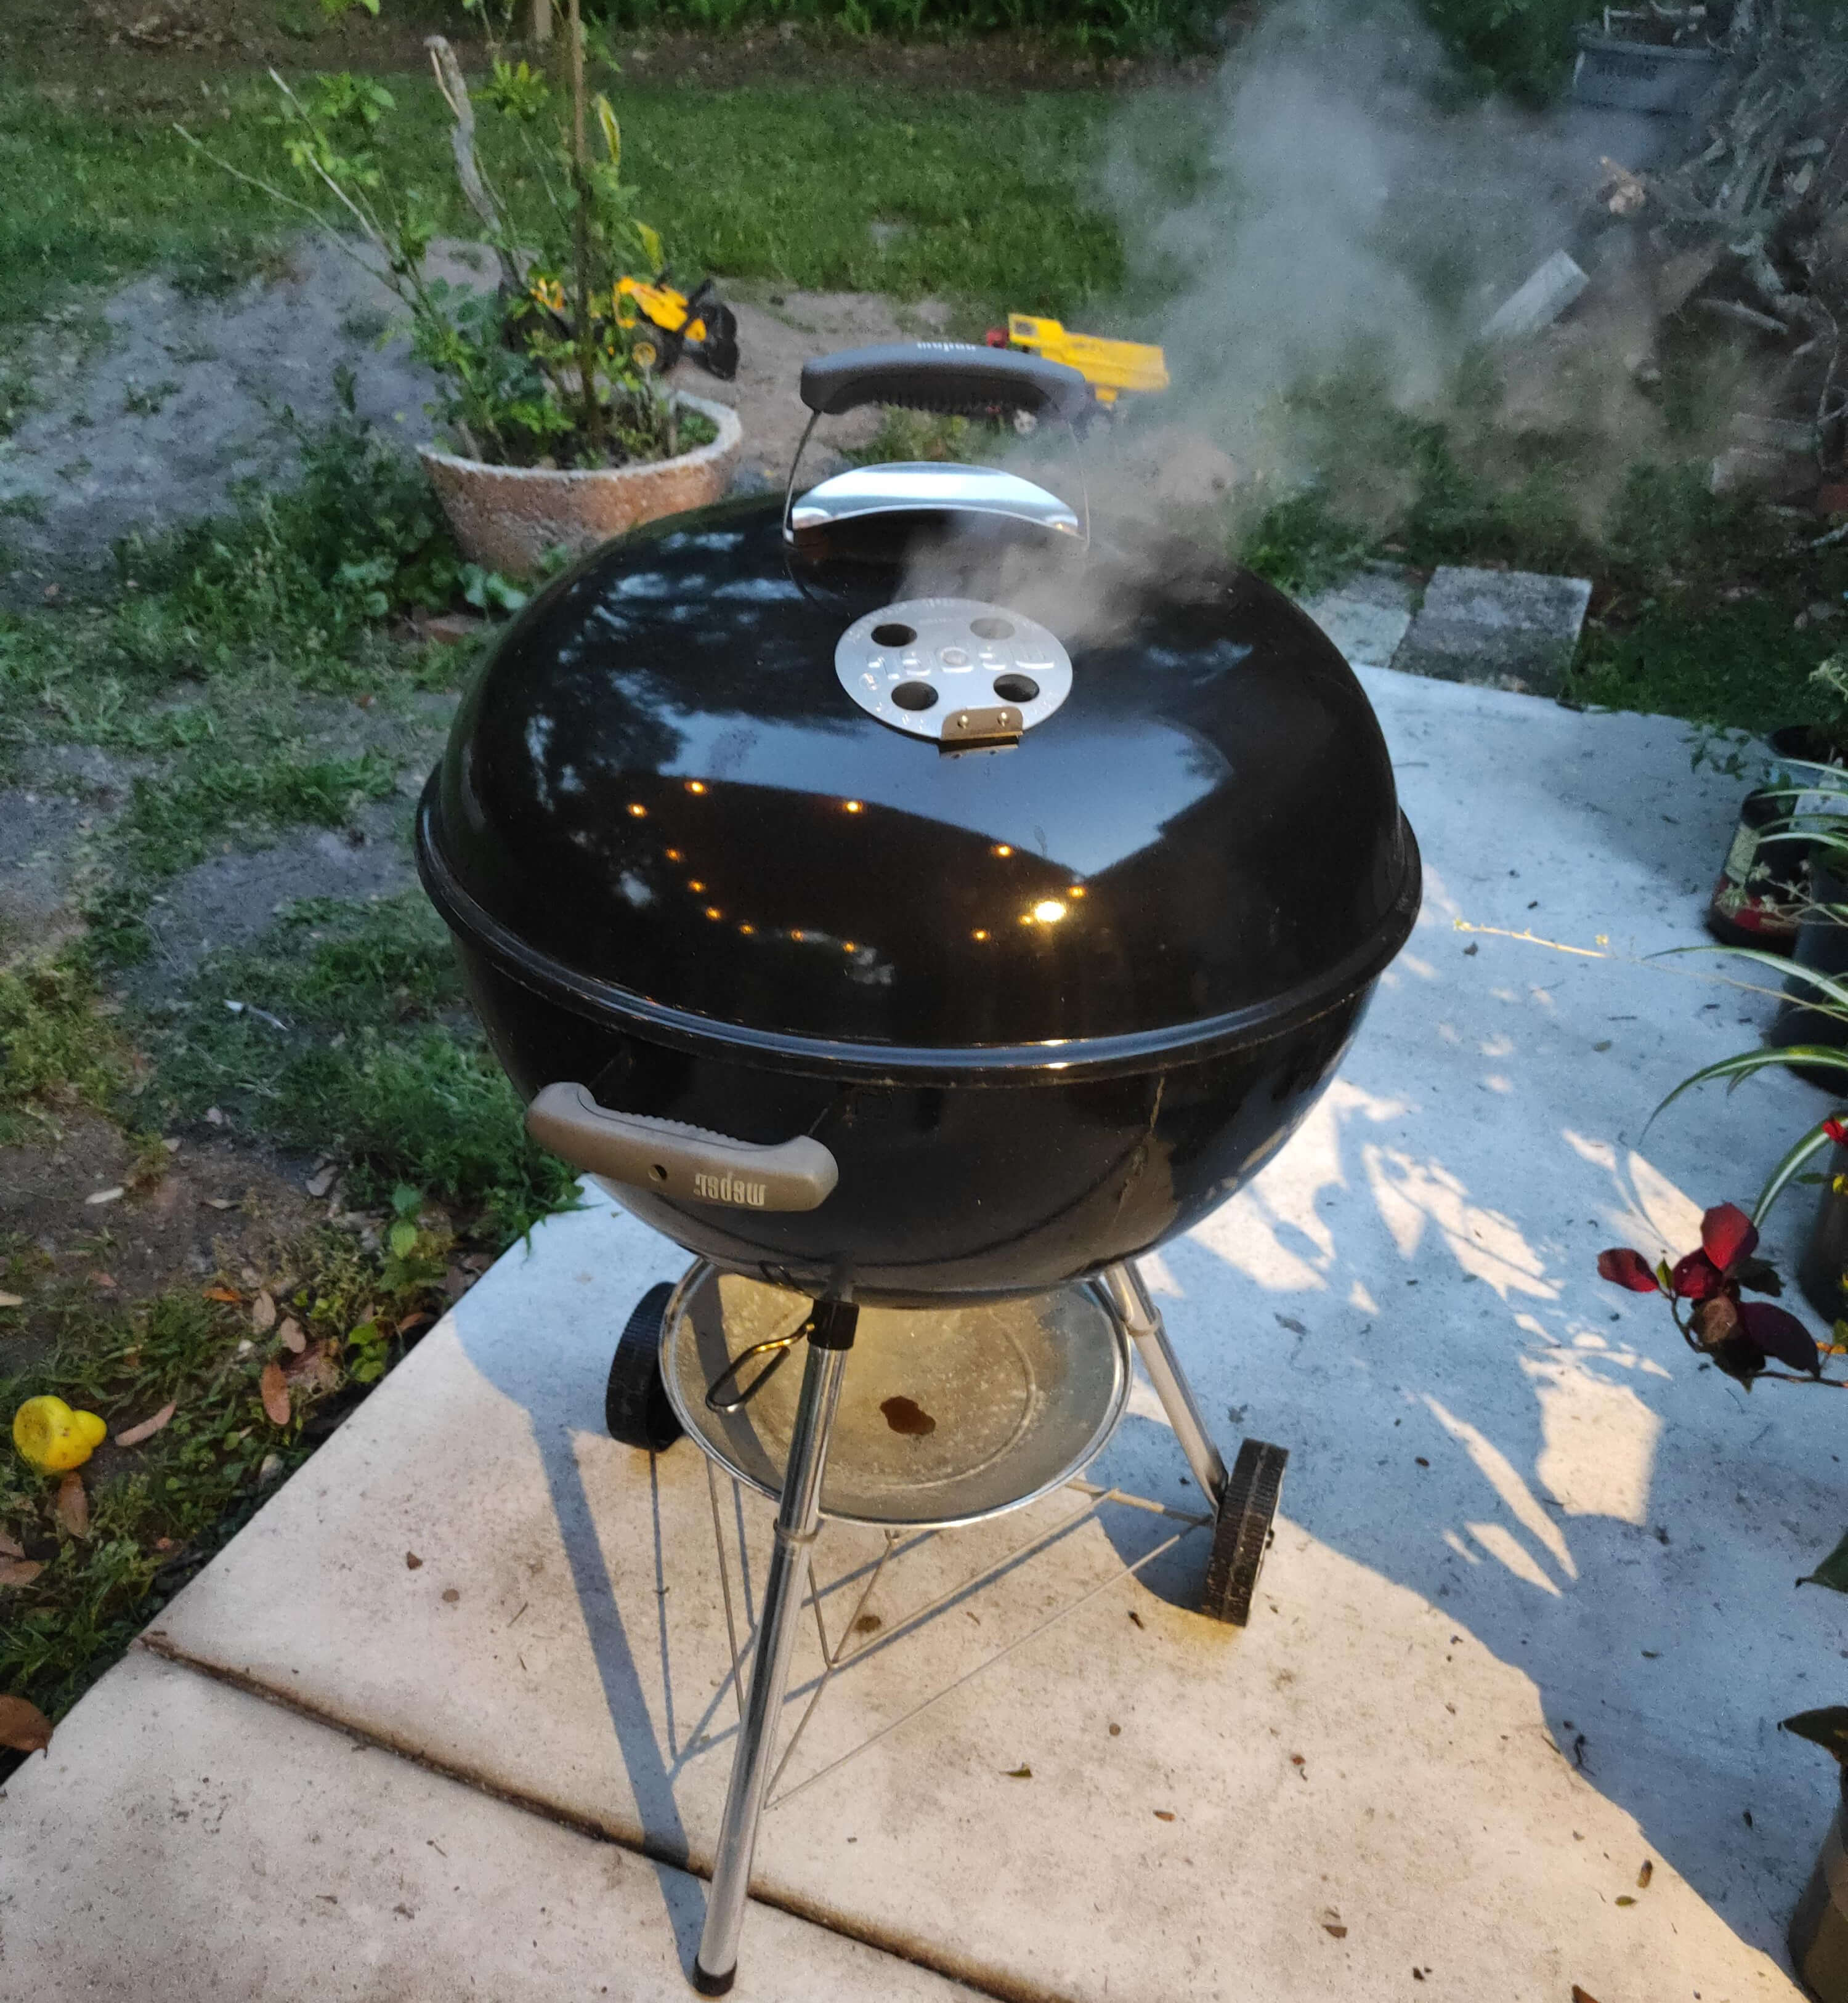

left=617, top=275, right=740, bottom=382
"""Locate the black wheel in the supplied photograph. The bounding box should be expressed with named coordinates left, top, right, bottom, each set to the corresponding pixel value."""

left=605, top=1282, right=683, bottom=1451
left=694, top=302, right=739, bottom=382
left=1201, top=1438, right=1287, bottom=1625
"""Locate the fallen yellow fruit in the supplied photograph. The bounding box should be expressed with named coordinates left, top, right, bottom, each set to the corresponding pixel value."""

left=12, top=1397, right=108, bottom=1474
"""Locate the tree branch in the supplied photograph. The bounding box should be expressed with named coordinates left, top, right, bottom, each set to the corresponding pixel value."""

left=425, top=34, right=524, bottom=294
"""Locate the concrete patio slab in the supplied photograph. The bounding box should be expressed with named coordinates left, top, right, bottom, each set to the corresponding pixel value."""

left=0, top=1649, right=981, bottom=2002
left=1391, top=565, right=1594, bottom=695
left=104, top=669, right=1834, bottom=2003
left=102, top=665, right=1846, bottom=2002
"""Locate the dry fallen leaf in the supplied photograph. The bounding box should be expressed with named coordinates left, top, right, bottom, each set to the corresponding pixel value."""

left=0, top=1528, right=22, bottom=1560
left=283, top=1340, right=339, bottom=1396
left=278, top=1316, right=307, bottom=1354
left=1572, top=1988, right=1605, bottom=2003
left=89, top=1270, right=117, bottom=1290
left=1153, top=1810, right=1176, bottom=1822
left=1323, top=1923, right=1348, bottom=1940
left=1003, top=1765, right=1032, bottom=1779
left=0, top=1694, right=54, bottom=1754
left=84, top=1185, right=125, bottom=1207
left=115, top=1401, right=177, bottom=1448
left=203, top=1285, right=242, bottom=1305
left=0, top=1558, right=45, bottom=1588
left=405, top=1552, right=423, bottom=1569
left=1636, top=1859, right=1653, bottom=1889
left=203, top=1197, right=235, bottom=1211
left=259, top=1361, right=291, bottom=1427
left=55, top=1474, right=89, bottom=1538
left=1614, top=1894, right=1636, bottom=1908
left=251, top=1289, right=277, bottom=1332
left=0, top=1291, right=23, bottom=1309
left=305, top=1164, right=338, bottom=1199
left=396, top=1309, right=434, bottom=1337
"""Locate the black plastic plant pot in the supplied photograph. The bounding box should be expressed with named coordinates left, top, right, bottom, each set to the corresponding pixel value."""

left=1789, top=1764, right=1848, bottom=2003
left=1769, top=724, right=1848, bottom=783
left=416, top=342, right=1422, bottom=1306
left=1706, top=787, right=1809, bottom=953
left=1799, top=1141, right=1848, bottom=1327
left=1772, top=860, right=1848, bottom=1085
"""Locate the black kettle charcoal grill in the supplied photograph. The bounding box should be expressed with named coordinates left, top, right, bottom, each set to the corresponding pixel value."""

left=417, top=342, right=1421, bottom=1993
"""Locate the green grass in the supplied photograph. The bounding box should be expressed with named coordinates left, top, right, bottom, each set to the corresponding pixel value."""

left=0, top=954, right=130, bottom=1141
left=598, top=0, right=1215, bottom=54
left=124, top=747, right=401, bottom=878
left=150, top=894, right=580, bottom=1237
left=1570, top=599, right=1845, bottom=733
left=0, top=69, right=1127, bottom=335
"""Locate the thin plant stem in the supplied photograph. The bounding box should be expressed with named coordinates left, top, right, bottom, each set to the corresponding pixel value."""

left=566, top=0, right=603, bottom=456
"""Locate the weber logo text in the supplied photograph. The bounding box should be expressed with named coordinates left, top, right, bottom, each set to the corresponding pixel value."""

left=695, top=1171, right=767, bottom=1207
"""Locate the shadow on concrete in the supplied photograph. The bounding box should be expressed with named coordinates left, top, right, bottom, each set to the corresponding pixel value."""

left=451, top=1218, right=705, bottom=1970
left=1084, top=1027, right=1846, bottom=1973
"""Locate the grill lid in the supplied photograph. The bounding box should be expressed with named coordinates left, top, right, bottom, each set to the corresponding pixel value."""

left=421, top=476, right=1418, bottom=1062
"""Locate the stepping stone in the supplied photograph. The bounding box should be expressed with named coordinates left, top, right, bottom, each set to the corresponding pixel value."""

left=1297, top=564, right=1420, bottom=671
left=1390, top=564, right=1592, bottom=697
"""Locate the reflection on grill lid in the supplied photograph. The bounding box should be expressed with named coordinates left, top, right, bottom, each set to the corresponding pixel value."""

left=423, top=486, right=1416, bottom=1057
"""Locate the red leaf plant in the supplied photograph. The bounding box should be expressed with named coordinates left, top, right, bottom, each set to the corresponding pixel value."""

left=1597, top=1202, right=1829, bottom=1387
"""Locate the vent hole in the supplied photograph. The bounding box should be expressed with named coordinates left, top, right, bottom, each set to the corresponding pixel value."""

left=971, top=616, right=1014, bottom=640
left=992, top=673, right=1040, bottom=703
left=891, top=682, right=939, bottom=713
left=649, top=1163, right=668, bottom=1183
left=872, top=623, right=917, bottom=647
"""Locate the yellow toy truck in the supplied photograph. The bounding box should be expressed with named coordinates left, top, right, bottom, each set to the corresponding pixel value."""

left=986, top=314, right=1169, bottom=410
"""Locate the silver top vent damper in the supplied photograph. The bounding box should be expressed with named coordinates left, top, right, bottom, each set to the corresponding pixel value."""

left=833, top=596, right=1074, bottom=750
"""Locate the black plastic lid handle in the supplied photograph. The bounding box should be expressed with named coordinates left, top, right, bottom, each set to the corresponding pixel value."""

left=785, top=341, right=1093, bottom=545
left=797, top=341, right=1090, bottom=424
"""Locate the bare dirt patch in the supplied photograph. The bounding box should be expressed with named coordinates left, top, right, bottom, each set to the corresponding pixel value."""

left=1, top=1110, right=319, bottom=1324
left=1, top=248, right=935, bottom=590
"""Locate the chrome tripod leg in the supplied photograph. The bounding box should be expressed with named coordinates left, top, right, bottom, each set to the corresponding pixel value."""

left=1098, top=1261, right=1228, bottom=1508
left=693, top=1299, right=856, bottom=1997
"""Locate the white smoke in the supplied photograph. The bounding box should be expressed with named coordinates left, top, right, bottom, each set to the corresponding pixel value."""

left=1079, top=0, right=1663, bottom=524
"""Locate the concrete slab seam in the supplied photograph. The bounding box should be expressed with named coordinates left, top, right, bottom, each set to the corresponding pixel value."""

left=130, top=1635, right=1060, bottom=2003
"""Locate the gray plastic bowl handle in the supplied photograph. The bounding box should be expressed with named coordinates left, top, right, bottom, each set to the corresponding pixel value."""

left=527, top=1082, right=838, bottom=1213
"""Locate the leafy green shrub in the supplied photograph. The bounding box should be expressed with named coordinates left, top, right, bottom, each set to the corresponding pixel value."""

left=1416, top=0, right=1585, bottom=103
left=116, top=371, right=469, bottom=673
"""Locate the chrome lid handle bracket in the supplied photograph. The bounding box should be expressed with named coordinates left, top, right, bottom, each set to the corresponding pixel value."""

left=782, top=341, right=1091, bottom=547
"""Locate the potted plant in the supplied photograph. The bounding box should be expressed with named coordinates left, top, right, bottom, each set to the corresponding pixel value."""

left=1596, top=934, right=1848, bottom=1991
left=184, top=0, right=740, bottom=577
left=1766, top=656, right=1848, bottom=792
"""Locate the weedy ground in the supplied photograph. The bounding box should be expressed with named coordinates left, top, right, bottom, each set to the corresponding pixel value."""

left=0, top=406, right=574, bottom=1754
left=3, top=0, right=1844, bottom=1754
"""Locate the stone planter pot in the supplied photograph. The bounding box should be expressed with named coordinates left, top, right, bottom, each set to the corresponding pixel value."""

left=1772, top=859, right=1848, bottom=1086
left=420, top=392, right=742, bottom=578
